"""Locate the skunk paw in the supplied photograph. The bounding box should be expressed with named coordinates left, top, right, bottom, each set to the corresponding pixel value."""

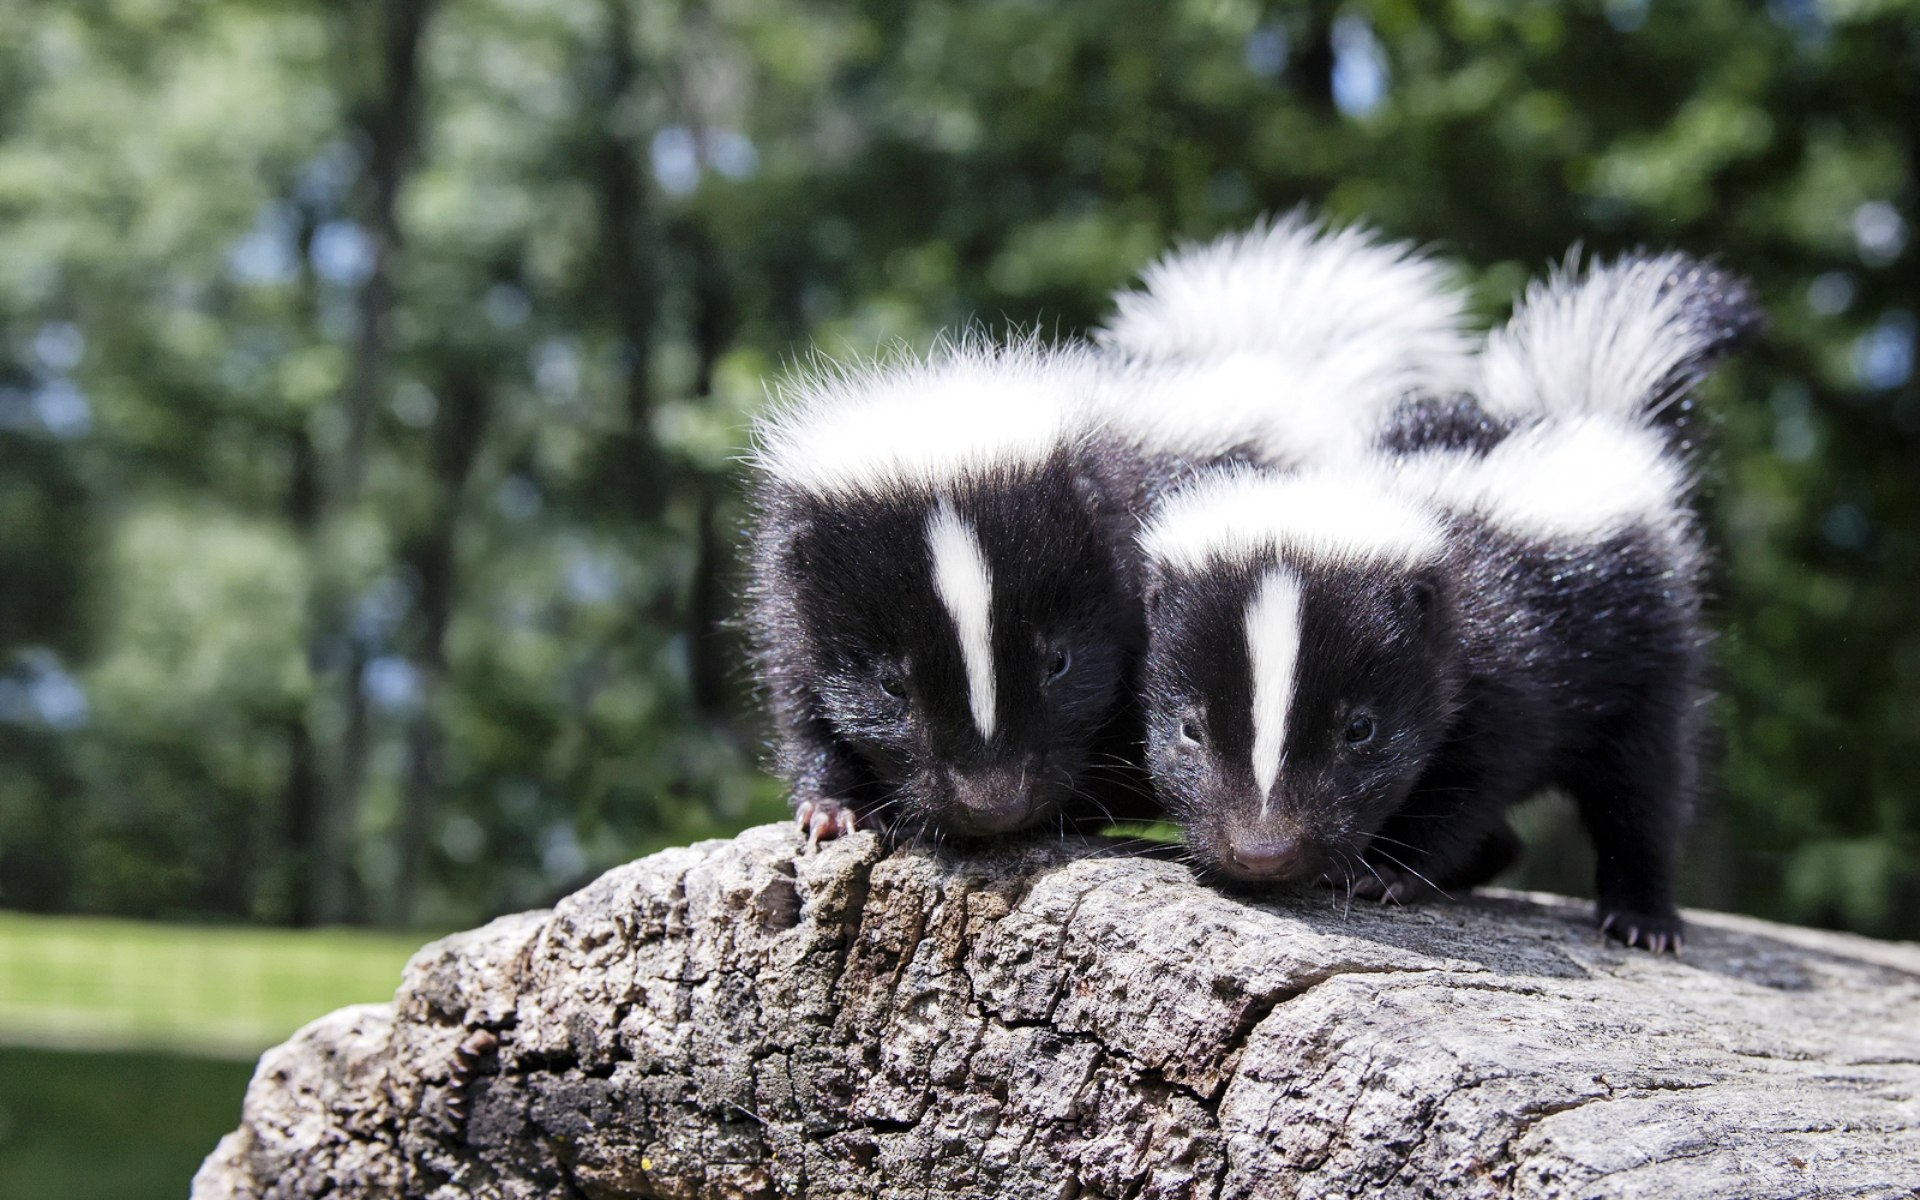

left=1598, top=904, right=1684, bottom=955
left=795, top=797, right=875, bottom=850
left=1348, top=864, right=1442, bottom=906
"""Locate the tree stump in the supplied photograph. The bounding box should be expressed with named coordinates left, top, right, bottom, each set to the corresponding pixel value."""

left=194, top=824, right=1920, bottom=1198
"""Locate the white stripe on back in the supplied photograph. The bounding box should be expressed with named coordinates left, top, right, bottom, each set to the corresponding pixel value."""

left=927, top=503, right=997, bottom=740
left=1246, top=568, right=1304, bottom=814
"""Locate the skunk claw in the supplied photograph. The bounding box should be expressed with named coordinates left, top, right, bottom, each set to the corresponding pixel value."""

left=1598, top=904, right=1684, bottom=953
left=796, top=798, right=863, bottom=851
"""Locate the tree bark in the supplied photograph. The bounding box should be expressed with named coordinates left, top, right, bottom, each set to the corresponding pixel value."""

left=196, top=824, right=1920, bottom=1199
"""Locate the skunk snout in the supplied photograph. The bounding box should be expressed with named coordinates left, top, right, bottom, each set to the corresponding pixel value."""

left=946, top=762, right=1042, bottom=836
left=1227, top=833, right=1308, bottom=881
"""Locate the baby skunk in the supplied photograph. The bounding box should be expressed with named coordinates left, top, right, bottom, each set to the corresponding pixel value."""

left=747, top=337, right=1144, bottom=846
left=747, top=216, right=1476, bottom=849
left=1088, top=213, right=1479, bottom=499
left=1137, top=253, right=1760, bottom=953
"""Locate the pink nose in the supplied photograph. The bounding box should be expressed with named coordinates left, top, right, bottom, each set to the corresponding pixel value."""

left=950, top=769, right=1037, bottom=835
left=1230, top=835, right=1307, bottom=881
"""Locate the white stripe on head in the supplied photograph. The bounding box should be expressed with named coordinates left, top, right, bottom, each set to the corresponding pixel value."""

left=1140, top=466, right=1447, bottom=576
left=927, top=503, right=997, bottom=740
left=1246, top=568, right=1304, bottom=814
left=754, top=334, right=1094, bottom=498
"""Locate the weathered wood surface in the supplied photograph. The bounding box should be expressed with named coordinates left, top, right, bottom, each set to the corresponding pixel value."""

left=195, top=824, right=1920, bottom=1199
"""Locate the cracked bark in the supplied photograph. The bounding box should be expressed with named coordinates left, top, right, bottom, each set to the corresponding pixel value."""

left=195, top=825, right=1920, bottom=1199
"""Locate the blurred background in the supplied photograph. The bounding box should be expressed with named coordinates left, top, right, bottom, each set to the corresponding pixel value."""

left=0, top=0, right=1915, bottom=1193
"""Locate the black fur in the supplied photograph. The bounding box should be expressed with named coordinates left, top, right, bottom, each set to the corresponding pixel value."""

left=1143, top=515, right=1707, bottom=952
left=1375, top=392, right=1513, bottom=457
left=1137, top=252, right=1763, bottom=952
left=1639, top=255, right=1766, bottom=421
left=747, top=445, right=1152, bottom=842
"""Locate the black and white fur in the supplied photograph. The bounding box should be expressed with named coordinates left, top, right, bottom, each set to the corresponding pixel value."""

left=1090, top=212, right=1474, bottom=529
left=1087, top=213, right=1479, bottom=502
left=745, top=216, right=1480, bottom=849
left=1138, top=253, right=1760, bottom=953
left=746, top=337, right=1146, bottom=846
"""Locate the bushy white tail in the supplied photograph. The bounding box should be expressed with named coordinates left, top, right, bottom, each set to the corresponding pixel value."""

left=1478, top=252, right=1761, bottom=425
left=1096, top=212, right=1476, bottom=399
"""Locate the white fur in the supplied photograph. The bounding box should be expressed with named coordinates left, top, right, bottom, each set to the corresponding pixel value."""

left=1245, top=568, right=1304, bottom=811
left=1141, top=467, right=1447, bottom=576
left=1097, top=210, right=1475, bottom=392
left=754, top=336, right=1097, bottom=498
left=1090, top=351, right=1411, bottom=466
left=1387, top=417, right=1686, bottom=543
left=927, top=504, right=997, bottom=740
left=1479, top=252, right=1720, bottom=423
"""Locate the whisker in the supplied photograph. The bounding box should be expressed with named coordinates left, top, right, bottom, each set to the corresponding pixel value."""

left=1368, top=847, right=1451, bottom=902
left=1356, top=854, right=1392, bottom=905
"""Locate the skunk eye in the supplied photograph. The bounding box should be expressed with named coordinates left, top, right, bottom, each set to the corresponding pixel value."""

left=1344, top=712, right=1377, bottom=746
left=879, top=671, right=908, bottom=699
left=1046, top=648, right=1072, bottom=683
left=1178, top=716, right=1206, bottom=748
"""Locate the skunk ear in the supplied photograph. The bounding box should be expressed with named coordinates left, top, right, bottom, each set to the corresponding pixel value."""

left=1397, top=571, right=1442, bottom=631
left=1138, top=557, right=1170, bottom=618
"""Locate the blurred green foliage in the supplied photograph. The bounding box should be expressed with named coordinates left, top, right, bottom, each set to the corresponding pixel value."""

left=0, top=0, right=1915, bottom=937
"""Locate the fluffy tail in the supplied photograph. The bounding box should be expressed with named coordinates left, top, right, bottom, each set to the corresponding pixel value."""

left=1095, top=212, right=1476, bottom=398
left=1477, top=252, right=1763, bottom=426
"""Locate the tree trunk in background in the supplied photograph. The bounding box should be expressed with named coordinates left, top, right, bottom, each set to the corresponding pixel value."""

left=393, top=365, right=491, bottom=926
left=688, top=482, right=732, bottom=718
left=278, top=717, right=323, bottom=926
left=280, top=376, right=327, bottom=925
left=280, top=200, right=330, bottom=928
left=595, top=0, right=666, bottom=523
left=336, top=0, right=433, bottom=501
left=1294, top=1, right=1338, bottom=113
left=311, top=0, right=437, bottom=924
left=683, top=225, right=737, bottom=719
left=195, top=826, right=1920, bottom=1198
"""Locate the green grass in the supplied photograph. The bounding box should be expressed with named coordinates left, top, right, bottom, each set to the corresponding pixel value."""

left=0, top=1045, right=256, bottom=1200
left=0, top=910, right=431, bottom=1056
left=0, top=913, right=438, bottom=1200
left=1097, top=820, right=1184, bottom=846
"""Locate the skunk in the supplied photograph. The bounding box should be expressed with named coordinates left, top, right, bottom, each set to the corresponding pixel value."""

left=746, top=337, right=1146, bottom=846
left=1136, top=253, right=1761, bottom=953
